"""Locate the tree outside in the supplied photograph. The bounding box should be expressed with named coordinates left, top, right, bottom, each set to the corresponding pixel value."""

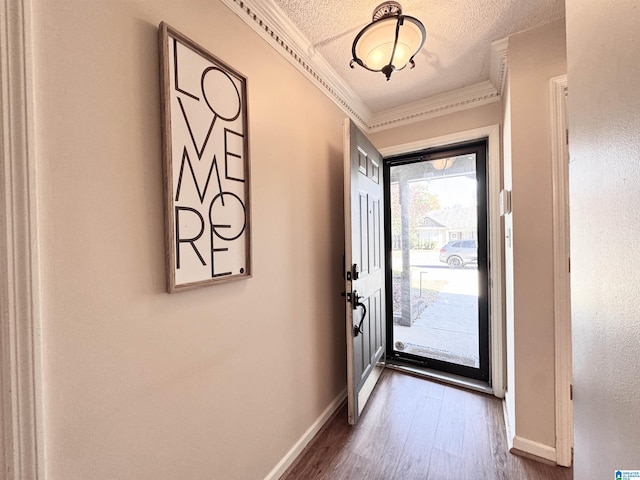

left=390, top=180, right=440, bottom=251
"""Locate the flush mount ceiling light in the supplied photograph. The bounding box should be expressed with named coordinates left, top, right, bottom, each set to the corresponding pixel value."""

left=350, top=1, right=426, bottom=81
left=431, top=158, right=452, bottom=170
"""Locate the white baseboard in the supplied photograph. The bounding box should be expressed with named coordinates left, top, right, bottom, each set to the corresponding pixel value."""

left=511, top=436, right=557, bottom=464
left=263, top=389, right=347, bottom=480
left=502, top=396, right=557, bottom=464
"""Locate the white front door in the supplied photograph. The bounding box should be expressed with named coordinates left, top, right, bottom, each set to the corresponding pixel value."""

left=343, top=119, right=386, bottom=425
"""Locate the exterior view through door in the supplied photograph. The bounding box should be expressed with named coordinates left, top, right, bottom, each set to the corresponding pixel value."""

left=384, top=141, right=490, bottom=381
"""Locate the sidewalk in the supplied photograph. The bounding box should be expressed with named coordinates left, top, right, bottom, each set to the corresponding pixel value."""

left=393, top=266, right=479, bottom=367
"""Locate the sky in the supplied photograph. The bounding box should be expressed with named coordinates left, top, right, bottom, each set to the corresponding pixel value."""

left=426, top=175, right=477, bottom=209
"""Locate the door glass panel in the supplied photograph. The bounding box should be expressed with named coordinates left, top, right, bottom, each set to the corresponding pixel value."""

left=389, top=153, right=481, bottom=369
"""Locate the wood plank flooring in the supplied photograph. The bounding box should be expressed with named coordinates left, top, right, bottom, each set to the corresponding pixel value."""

left=282, top=370, right=572, bottom=480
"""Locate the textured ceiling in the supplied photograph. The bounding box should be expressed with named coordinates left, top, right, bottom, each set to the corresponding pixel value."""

left=272, top=0, right=565, bottom=113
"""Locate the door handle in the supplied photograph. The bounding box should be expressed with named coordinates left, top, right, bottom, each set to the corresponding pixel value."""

left=353, top=292, right=367, bottom=337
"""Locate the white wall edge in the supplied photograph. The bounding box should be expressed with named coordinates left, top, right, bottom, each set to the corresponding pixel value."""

left=487, top=124, right=506, bottom=398
left=0, top=0, right=45, bottom=479
left=550, top=74, right=572, bottom=467
left=262, top=389, right=347, bottom=480
left=379, top=124, right=505, bottom=398
left=502, top=398, right=514, bottom=450
left=512, top=435, right=558, bottom=463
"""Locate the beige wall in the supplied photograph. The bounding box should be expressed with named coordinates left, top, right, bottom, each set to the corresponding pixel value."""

left=504, top=18, right=567, bottom=450
left=31, top=1, right=346, bottom=479
left=566, top=0, right=640, bottom=477
left=22, top=0, right=575, bottom=476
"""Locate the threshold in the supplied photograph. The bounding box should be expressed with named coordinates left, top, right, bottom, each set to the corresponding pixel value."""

left=383, top=359, right=494, bottom=396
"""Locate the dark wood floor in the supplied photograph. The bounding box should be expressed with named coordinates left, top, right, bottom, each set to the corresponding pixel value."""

left=282, top=369, right=572, bottom=480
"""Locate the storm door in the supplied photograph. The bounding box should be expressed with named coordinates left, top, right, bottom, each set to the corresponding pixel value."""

left=384, top=140, right=489, bottom=381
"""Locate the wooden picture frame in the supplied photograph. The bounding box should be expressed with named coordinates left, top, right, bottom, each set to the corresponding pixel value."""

left=159, top=22, right=251, bottom=292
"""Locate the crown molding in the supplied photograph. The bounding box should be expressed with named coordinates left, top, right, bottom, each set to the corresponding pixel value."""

left=221, top=0, right=509, bottom=133
left=368, top=81, right=500, bottom=132
left=490, top=37, right=509, bottom=96
left=220, top=0, right=372, bottom=130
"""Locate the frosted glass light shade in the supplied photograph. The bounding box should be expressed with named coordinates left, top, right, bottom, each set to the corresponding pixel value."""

left=355, top=17, right=425, bottom=71
left=350, top=3, right=426, bottom=81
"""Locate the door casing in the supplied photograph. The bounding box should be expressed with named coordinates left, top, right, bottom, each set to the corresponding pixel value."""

left=0, top=0, right=45, bottom=477
left=379, top=125, right=504, bottom=397
left=383, top=140, right=490, bottom=381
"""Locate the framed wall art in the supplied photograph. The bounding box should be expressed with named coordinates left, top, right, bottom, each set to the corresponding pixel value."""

left=159, top=22, right=251, bottom=293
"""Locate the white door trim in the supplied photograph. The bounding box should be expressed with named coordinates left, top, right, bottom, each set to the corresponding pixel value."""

left=379, top=124, right=505, bottom=397
left=550, top=74, right=572, bottom=467
left=0, top=0, right=45, bottom=478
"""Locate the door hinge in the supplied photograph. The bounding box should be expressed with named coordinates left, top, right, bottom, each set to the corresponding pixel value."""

left=570, top=384, right=573, bottom=400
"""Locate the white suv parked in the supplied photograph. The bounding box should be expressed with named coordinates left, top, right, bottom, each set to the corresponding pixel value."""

left=439, top=240, right=478, bottom=268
